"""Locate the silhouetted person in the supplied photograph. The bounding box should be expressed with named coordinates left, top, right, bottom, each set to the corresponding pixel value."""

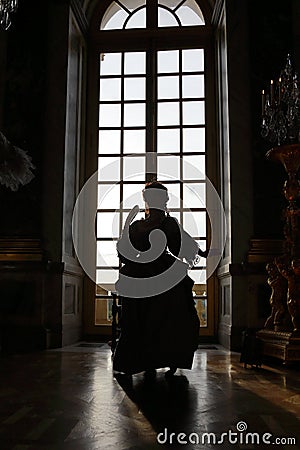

left=113, top=181, right=208, bottom=378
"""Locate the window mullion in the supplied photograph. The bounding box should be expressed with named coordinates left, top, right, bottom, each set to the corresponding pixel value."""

left=120, top=52, right=125, bottom=234
left=146, top=45, right=157, bottom=182
left=179, top=49, right=183, bottom=225
left=146, top=0, right=158, bottom=29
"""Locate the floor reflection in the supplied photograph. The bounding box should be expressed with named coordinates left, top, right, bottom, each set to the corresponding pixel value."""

left=0, top=345, right=300, bottom=449
left=115, top=370, right=197, bottom=435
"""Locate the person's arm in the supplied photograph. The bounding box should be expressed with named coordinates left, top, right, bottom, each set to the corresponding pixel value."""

left=164, top=216, right=208, bottom=262
left=117, top=205, right=140, bottom=264
left=198, top=248, right=209, bottom=258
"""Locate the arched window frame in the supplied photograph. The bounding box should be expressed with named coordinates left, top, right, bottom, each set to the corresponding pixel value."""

left=85, top=0, right=217, bottom=337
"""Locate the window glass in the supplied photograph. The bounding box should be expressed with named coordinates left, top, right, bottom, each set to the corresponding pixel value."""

left=157, top=155, right=180, bottom=180
left=124, top=130, right=146, bottom=153
left=182, top=101, right=205, bottom=125
left=158, top=7, right=179, bottom=27
left=183, top=183, right=206, bottom=208
left=124, top=103, right=146, bottom=126
left=189, top=269, right=206, bottom=284
left=183, top=155, right=206, bottom=179
left=183, top=211, right=206, bottom=237
left=157, top=50, right=179, bottom=73
left=176, top=4, right=204, bottom=26
left=100, top=78, right=121, bottom=101
left=157, top=129, right=180, bottom=153
left=98, top=157, right=120, bottom=181
left=124, top=52, right=146, bottom=74
left=97, top=241, right=119, bottom=267
left=100, top=53, right=122, bottom=75
left=125, top=8, right=146, bottom=28
left=166, top=183, right=181, bottom=208
left=157, top=102, right=180, bottom=126
left=96, top=269, right=119, bottom=285
left=101, top=3, right=128, bottom=30
left=123, top=184, right=145, bottom=208
left=98, top=184, right=120, bottom=209
left=101, top=0, right=205, bottom=30
left=99, top=130, right=121, bottom=154
left=182, top=75, right=204, bottom=98
left=97, top=212, right=120, bottom=238
left=182, top=128, right=205, bottom=152
left=123, top=156, right=146, bottom=181
left=99, top=104, right=121, bottom=127
left=157, top=76, right=179, bottom=99
left=182, top=49, right=204, bottom=71
left=124, top=77, right=146, bottom=100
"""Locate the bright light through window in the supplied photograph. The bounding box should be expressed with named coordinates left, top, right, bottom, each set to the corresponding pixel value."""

left=96, top=0, right=209, bottom=329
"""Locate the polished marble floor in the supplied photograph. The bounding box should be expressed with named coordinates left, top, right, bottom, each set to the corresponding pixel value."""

left=0, top=344, right=300, bottom=449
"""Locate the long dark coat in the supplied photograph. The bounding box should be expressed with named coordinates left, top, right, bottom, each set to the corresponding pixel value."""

left=113, top=211, right=200, bottom=374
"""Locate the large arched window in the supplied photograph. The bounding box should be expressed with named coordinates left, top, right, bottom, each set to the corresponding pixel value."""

left=100, top=0, right=205, bottom=29
left=87, top=0, right=216, bottom=336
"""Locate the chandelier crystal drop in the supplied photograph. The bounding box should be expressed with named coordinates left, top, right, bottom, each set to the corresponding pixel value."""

left=0, top=0, right=18, bottom=31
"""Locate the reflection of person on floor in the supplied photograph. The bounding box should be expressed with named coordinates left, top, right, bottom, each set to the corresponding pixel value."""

left=113, top=181, right=208, bottom=379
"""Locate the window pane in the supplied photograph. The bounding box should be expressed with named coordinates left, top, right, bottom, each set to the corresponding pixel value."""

left=183, top=211, right=206, bottom=236
left=157, top=102, right=179, bottom=126
left=166, top=183, right=180, bottom=208
left=189, top=269, right=206, bottom=284
left=124, top=77, right=146, bottom=100
left=195, top=239, right=207, bottom=265
left=157, top=128, right=180, bottom=153
left=100, top=53, right=122, bottom=75
left=122, top=210, right=144, bottom=227
left=183, top=155, right=205, bottom=180
left=157, top=155, right=180, bottom=180
left=98, top=157, right=120, bottom=181
left=101, top=3, right=128, bottom=30
left=182, top=101, right=205, bottom=125
left=124, top=52, right=146, bottom=74
left=124, top=156, right=145, bottom=181
left=99, top=104, right=121, bottom=127
left=183, top=183, right=206, bottom=208
left=182, top=49, right=204, bottom=71
left=183, top=75, right=204, bottom=98
left=97, top=212, right=120, bottom=238
left=157, top=50, right=179, bottom=73
left=100, top=78, right=121, bottom=101
left=124, top=103, right=145, bottom=126
left=158, top=76, right=179, bottom=99
left=96, top=269, right=119, bottom=286
left=125, top=7, right=146, bottom=29
left=123, top=184, right=145, bottom=208
left=98, top=184, right=120, bottom=209
left=168, top=211, right=180, bottom=223
left=97, top=241, right=119, bottom=267
left=99, top=130, right=121, bottom=154
left=158, top=7, right=179, bottom=27
left=177, top=4, right=204, bottom=26
left=124, top=130, right=145, bottom=153
left=182, top=128, right=205, bottom=152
